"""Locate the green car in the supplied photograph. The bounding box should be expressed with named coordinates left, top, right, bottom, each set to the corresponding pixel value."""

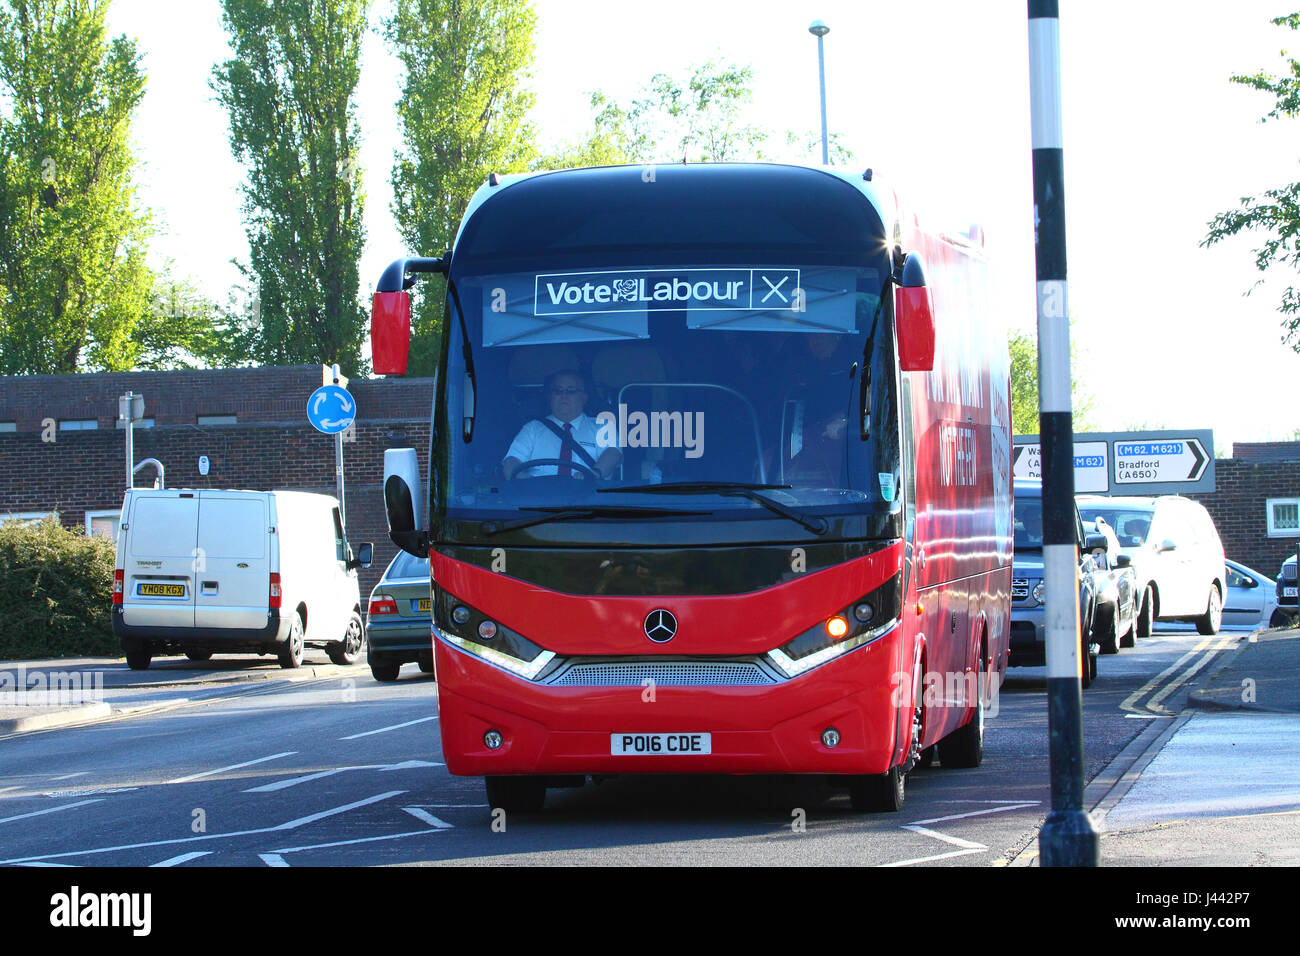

left=365, top=550, right=433, bottom=682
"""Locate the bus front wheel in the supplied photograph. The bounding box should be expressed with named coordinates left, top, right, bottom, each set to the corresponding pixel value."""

left=849, top=767, right=905, bottom=812
left=486, top=776, right=546, bottom=813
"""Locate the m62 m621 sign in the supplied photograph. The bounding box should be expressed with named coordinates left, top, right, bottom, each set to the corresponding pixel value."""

left=1013, top=429, right=1214, bottom=495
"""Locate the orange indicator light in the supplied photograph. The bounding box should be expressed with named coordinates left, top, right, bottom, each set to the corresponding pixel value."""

left=826, top=616, right=849, bottom=639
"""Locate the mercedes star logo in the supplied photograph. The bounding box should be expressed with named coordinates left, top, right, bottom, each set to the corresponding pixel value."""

left=644, top=608, right=678, bottom=643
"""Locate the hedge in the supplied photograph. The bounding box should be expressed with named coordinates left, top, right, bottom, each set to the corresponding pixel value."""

left=0, top=517, right=119, bottom=659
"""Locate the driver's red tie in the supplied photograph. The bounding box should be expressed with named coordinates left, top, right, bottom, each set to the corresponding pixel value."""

left=559, top=423, right=574, bottom=478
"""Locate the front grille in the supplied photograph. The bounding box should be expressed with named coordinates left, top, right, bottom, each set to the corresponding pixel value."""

left=546, top=659, right=777, bottom=687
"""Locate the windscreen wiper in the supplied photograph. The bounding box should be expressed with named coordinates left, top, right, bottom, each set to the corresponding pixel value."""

left=599, top=481, right=828, bottom=535
left=481, top=505, right=710, bottom=536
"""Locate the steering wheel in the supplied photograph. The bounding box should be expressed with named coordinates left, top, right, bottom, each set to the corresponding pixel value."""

left=508, top=458, right=602, bottom=480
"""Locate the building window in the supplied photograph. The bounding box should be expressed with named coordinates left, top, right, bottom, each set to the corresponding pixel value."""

left=0, top=422, right=15, bottom=433
left=58, top=419, right=98, bottom=431
left=115, top=418, right=155, bottom=429
left=197, top=414, right=237, bottom=425
left=1, top=511, right=58, bottom=526
left=1267, top=498, right=1300, bottom=537
left=85, top=510, right=122, bottom=542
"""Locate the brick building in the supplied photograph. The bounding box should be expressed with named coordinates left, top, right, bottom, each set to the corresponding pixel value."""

left=3, top=366, right=1300, bottom=594
left=0, top=365, right=434, bottom=597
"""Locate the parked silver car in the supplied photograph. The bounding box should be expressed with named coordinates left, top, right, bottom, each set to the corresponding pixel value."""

left=365, top=550, right=433, bottom=682
left=1083, top=517, right=1137, bottom=653
left=1223, top=559, right=1278, bottom=629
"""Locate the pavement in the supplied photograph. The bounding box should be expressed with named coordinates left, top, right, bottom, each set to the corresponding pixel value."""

left=0, top=654, right=357, bottom=735
left=4, top=629, right=1300, bottom=867
left=1011, top=625, right=1300, bottom=866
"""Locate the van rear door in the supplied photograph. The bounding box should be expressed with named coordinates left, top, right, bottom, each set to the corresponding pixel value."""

left=122, top=492, right=199, bottom=628
left=194, top=493, right=271, bottom=630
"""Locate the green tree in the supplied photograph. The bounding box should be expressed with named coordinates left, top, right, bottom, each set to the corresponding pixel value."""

left=1203, top=13, right=1300, bottom=348
left=540, top=62, right=856, bottom=171
left=1008, top=328, right=1095, bottom=436
left=385, top=0, right=536, bottom=376
left=211, top=0, right=370, bottom=375
left=0, top=0, right=155, bottom=374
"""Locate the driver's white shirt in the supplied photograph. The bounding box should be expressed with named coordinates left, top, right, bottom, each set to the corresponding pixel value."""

left=505, top=414, right=611, bottom=477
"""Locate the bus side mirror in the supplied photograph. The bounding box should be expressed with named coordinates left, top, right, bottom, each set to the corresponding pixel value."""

left=372, top=291, right=412, bottom=375
left=384, top=448, right=427, bottom=557
left=895, top=253, right=935, bottom=372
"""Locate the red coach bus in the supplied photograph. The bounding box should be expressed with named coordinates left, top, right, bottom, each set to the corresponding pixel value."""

left=371, top=163, right=1011, bottom=812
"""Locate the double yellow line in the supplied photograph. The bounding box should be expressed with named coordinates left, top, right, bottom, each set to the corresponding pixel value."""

left=1121, top=634, right=1239, bottom=715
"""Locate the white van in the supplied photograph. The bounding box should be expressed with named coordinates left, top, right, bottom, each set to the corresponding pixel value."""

left=111, top=489, right=372, bottom=670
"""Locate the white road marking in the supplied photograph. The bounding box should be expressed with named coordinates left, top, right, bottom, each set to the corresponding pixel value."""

left=0, top=790, right=406, bottom=865
left=380, top=759, right=444, bottom=771
left=402, top=807, right=452, bottom=828
left=44, top=787, right=138, bottom=798
left=243, top=766, right=379, bottom=793
left=267, top=828, right=449, bottom=855
left=340, top=715, right=439, bottom=740
left=910, top=802, right=1039, bottom=826
left=416, top=804, right=490, bottom=808
left=151, top=851, right=212, bottom=867
left=0, top=799, right=101, bottom=825
left=882, top=847, right=987, bottom=867
left=902, top=825, right=985, bottom=850
left=15, top=861, right=78, bottom=867
left=259, top=854, right=289, bottom=867
left=167, top=751, right=298, bottom=784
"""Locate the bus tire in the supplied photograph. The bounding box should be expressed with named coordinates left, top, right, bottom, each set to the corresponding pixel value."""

left=938, top=666, right=985, bottom=769
left=486, top=776, right=546, bottom=813
left=849, top=767, right=904, bottom=812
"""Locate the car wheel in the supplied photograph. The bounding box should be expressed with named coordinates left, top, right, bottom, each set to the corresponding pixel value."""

left=369, top=657, right=401, bottom=682
left=184, top=649, right=212, bottom=662
left=1120, top=613, right=1137, bottom=649
left=328, top=612, right=365, bottom=666
left=1098, top=607, right=1119, bottom=655
left=1136, top=587, right=1154, bottom=638
left=1080, top=632, right=1095, bottom=689
left=125, top=648, right=152, bottom=670
left=486, top=776, right=546, bottom=812
left=278, top=612, right=305, bottom=669
left=1195, top=586, right=1222, bottom=636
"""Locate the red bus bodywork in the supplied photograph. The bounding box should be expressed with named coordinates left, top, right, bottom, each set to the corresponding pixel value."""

left=373, top=167, right=1012, bottom=793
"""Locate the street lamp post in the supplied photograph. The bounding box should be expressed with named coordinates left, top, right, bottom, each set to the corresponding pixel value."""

left=809, top=20, right=830, bottom=165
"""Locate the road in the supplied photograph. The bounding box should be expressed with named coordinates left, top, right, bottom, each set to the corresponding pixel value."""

left=0, top=624, right=1249, bottom=867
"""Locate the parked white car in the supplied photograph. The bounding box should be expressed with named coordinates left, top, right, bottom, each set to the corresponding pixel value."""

left=1076, top=494, right=1226, bottom=636
left=112, top=489, right=371, bottom=670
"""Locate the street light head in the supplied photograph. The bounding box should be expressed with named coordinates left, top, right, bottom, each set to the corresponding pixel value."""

left=809, top=20, right=830, bottom=37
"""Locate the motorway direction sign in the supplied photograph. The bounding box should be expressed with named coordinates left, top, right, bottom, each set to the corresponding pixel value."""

left=1013, top=429, right=1214, bottom=495
left=307, top=385, right=356, bottom=435
left=1013, top=440, right=1108, bottom=493
left=1113, top=437, right=1209, bottom=485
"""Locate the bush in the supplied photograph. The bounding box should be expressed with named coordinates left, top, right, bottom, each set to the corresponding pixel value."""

left=0, top=517, right=119, bottom=659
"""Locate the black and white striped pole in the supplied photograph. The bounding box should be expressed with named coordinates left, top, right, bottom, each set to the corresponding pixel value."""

left=1028, top=0, right=1099, bottom=867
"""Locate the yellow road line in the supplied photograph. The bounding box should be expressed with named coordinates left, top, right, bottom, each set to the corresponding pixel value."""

left=1120, top=636, right=1215, bottom=715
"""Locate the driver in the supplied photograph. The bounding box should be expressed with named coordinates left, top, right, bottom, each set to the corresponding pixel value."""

left=503, top=369, right=621, bottom=479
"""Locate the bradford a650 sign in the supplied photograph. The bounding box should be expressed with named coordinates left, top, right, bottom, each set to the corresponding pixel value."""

left=1012, top=429, right=1214, bottom=495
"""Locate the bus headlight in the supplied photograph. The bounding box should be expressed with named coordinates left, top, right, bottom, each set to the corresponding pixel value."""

left=766, top=574, right=903, bottom=679
left=435, top=591, right=553, bottom=680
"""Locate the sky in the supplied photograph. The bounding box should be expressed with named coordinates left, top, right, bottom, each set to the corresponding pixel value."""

left=102, top=0, right=1300, bottom=451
